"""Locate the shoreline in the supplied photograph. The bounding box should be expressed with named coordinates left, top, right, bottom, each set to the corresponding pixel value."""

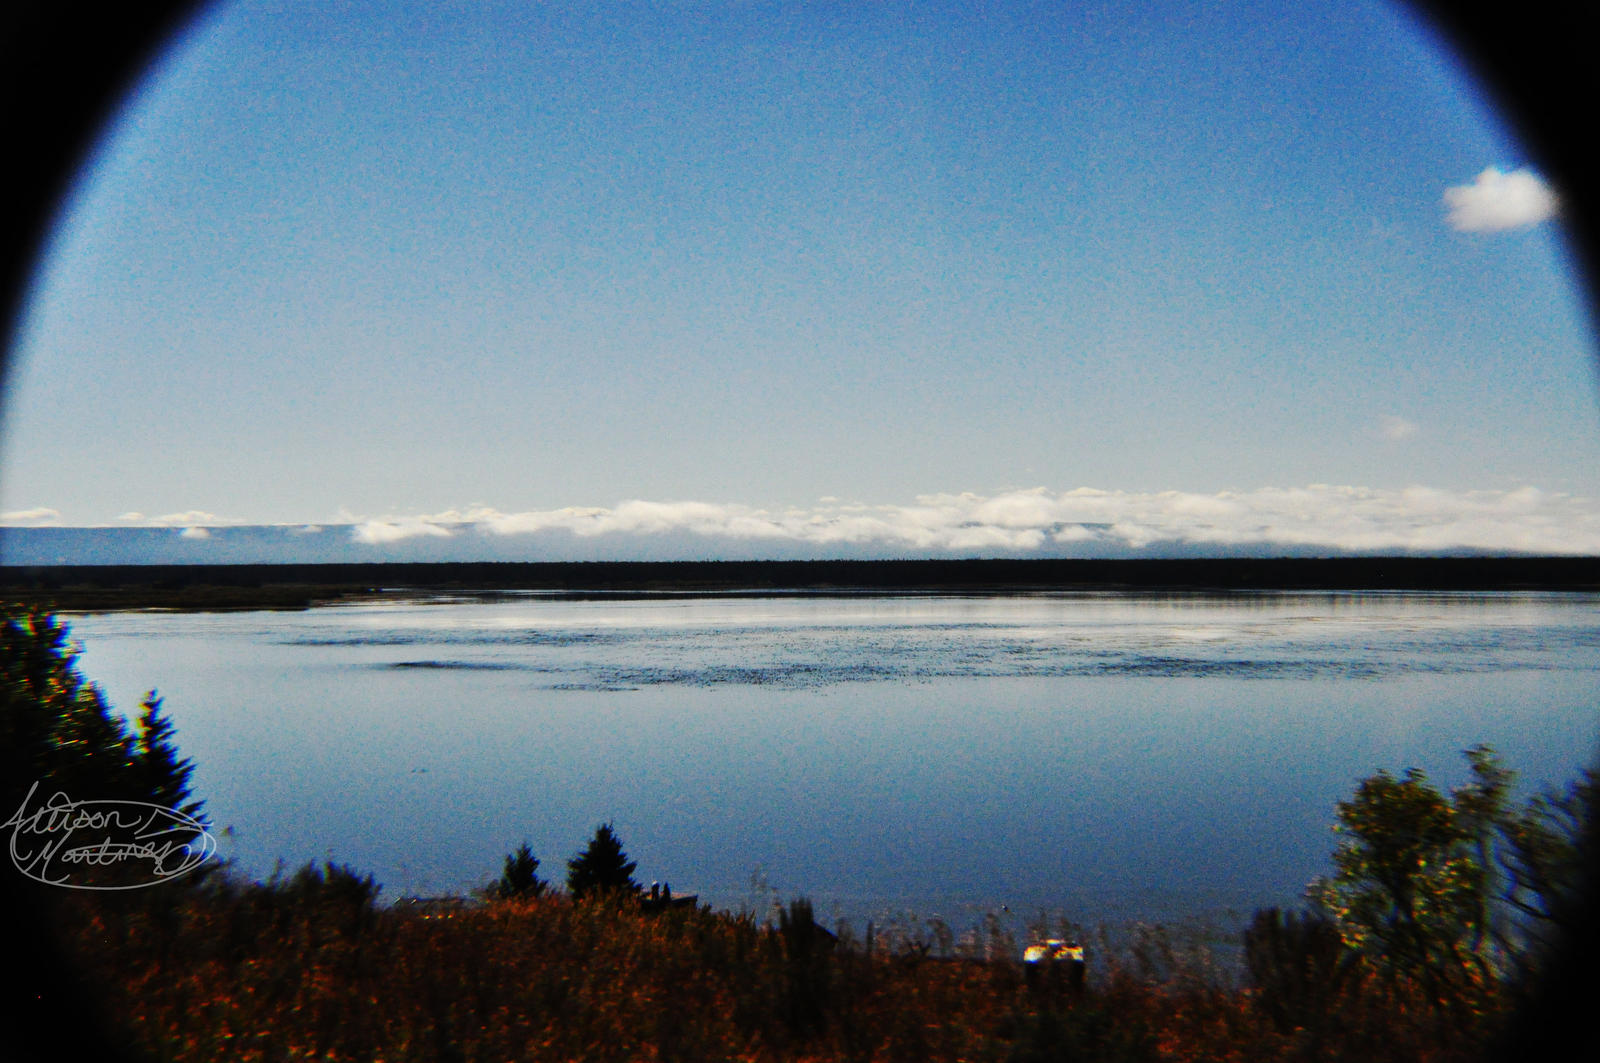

left=5, top=555, right=1600, bottom=611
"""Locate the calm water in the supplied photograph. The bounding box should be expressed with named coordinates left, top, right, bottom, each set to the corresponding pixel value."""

left=63, top=591, right=1600, bottom=935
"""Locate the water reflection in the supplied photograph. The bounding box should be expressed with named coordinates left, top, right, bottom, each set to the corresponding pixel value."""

left=66, top=592, right=1600, bottom=933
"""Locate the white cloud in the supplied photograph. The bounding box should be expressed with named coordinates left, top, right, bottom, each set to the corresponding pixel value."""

left=60, top=487, right=1600, bottom=556
left=1443, top=167, right=1558, bottom=232
left=0, top=507, right=61, bottom=526
left=351, top=517, right=460, bottom=544
left=335, top=486, right=1600, bottom=556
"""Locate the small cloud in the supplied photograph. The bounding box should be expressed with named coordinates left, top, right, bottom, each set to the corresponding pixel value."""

left=1443, top=167, right=1558, bottom=232
left=1379, top=415, right=1419, bottom=440
left=179, top=526, right=211, bottom=540
left=116, top=511, right=144, bottom=522
left=0, top=507, right=61, bottom=526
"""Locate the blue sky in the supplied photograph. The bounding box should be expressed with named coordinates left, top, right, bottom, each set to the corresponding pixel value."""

left=2, top=0, right=1596, bottom=559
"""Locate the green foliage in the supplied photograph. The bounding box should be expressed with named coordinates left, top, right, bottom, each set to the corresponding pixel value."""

left=565, top=821, right=640, bottom=900
left=1, top=604, right=204, bottom=825
left=1307, top=746, right=1511, bottom=1009
left=1242, top=747, right=1598, bottom=1057
left=492, top=841, right=547, bottom=901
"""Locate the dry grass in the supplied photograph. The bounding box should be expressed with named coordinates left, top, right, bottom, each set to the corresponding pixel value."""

left=40, top=869, right=1511, bottom=1062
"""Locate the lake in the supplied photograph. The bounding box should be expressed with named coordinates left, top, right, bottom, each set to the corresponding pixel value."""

left=61, top=591, right=1600, bottom=938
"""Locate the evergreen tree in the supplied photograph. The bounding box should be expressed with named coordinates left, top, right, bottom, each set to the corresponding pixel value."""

left=1, top=604, right=205, bottom=829
left=131, top=692, right=202, bottom=818
left=493, top=842, right=547, bottom=900
left=566, top=822, right=639, bottom=900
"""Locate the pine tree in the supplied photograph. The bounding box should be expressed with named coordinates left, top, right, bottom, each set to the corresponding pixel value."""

left=493, top=842, right=546, bottom=900
left=132, top=692, right=202, bottom=818
left=565, top=822, right=640, bottom=900
left=1, top=605, right=205, bottom=830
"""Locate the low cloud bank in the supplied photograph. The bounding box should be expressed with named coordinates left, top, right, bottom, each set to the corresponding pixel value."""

left=346, top=486, right=1600, bottom=556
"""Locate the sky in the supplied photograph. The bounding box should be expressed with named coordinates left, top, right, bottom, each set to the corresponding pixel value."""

left=2, top=0, right=1597, bottom=560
